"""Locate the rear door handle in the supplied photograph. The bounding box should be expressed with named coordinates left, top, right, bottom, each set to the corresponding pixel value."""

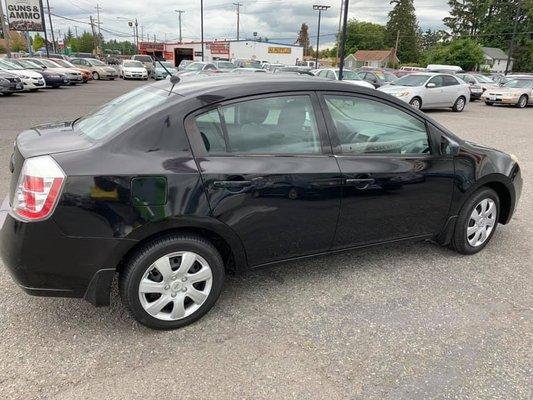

left=213, top=180, right=252, bottom=189
left=345, top=178, right=375, bottom=189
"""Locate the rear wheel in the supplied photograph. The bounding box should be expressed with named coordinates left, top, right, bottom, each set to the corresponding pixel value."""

left=516, top=94, right=528, bottom=108
left=450, top=188, right=499, bottom=255
left=452, top=96, right=466, bottom=112
left=409, top=97, right=422, bottom=109
left=119, top=234, right=225, bottom=330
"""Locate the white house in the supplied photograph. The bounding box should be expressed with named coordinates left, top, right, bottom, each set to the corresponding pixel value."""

left=481, top=47, right=513, bottom=73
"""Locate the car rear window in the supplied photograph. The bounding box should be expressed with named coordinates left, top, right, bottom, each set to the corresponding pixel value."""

left=76, top=86, right=168, bottom=140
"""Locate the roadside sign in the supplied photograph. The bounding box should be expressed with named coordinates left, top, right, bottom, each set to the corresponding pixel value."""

left=6, top=0, right=44, bottom=31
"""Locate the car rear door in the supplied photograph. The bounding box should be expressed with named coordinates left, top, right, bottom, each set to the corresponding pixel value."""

left=318, top=92, right=455, bottom=248
left=426, top=75, right=448, bottom=106
left=442, top=75, right=463, bottom=105
left=185, top=93, right=343, bottom=267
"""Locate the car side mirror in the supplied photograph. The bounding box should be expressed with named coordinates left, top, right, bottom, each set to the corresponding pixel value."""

left=441, top=135, right=460, bottom=156
left=426, top=82, right=436, bottom=88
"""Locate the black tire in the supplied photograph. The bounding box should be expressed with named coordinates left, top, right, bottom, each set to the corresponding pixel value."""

left=485, top=101, right=493, bottom=106
left=119, top=234, right=225, bottom=330
left=452, top=96, right=466, bottom=112
left=516, top=94, right=528, bottom=108
left=92, top=71, right=100, bottom=80
left=450, top=187, right=499, bottom=255
left=409, top=97, right=422, bottom=110
left=2, top=92, right=14, bottom=96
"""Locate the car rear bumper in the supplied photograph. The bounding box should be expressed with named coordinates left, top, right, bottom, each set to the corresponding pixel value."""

left=0, top=197, right=131, bottom=306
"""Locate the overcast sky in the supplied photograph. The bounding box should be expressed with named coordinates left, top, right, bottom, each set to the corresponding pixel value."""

left=47, top=0, right=451, bottom=46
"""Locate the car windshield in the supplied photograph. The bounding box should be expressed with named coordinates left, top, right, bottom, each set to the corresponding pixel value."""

left=88, top=59, right=106, bottom=66
left=124, top=61, right=144, bottom=68
left=15, top=60, right=41, bottom=69
left=390, top=74, right=430, bottom=86
left=133, top=55, right=153, bottom=62
left=54, top=59, right=75, bottom=68
left=341, top=70, right=361, bottom=80
left=39, top=59, right=62, bottom=68
left=473, top=74, right=495, bottom=83
left=216, top=61, right=234, bottom=69
left=76, top=86, right=169, bottom=140
left=159, top=62, right=174, bottom=69
left=185, top=62, right=206, bottom=71
left=503, top=79, right=533, bottom=88
left=0, top=60, right=23, bottom=70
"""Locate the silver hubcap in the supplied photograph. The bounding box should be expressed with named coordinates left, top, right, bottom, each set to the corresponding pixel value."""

left=456, top=98, right=465, bottom=110
left=467, top=198, right=496, bottom=247
left=411, top=99, right=420, bottom=109
left=138, top=251, right=213, bottom=321
left=519, top=97, right=526, bottom=107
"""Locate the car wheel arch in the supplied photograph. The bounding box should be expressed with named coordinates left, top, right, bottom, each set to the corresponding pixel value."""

left=115, top=221, right=248, bottom=275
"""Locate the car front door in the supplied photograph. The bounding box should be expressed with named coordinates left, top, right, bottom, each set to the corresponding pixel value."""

left=186, top=93, right=343, bottom=267
left=319, top=93, right=455, bottom=248
left=426, top=75, right=447, bottom=106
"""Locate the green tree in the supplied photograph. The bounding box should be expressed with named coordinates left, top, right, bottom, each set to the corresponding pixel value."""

left=385, top=0, right=420, bottom=63
left=33, top=33, right=45, bottom=51
left=295, top=23, right=311, bottom=57
left=421, top=28, right=447, bottom=51
left=444, top=0, right=490, bottom=36
left=423, top=38, right=484, bottom=70
left=343, top=19, right=387, bottom=55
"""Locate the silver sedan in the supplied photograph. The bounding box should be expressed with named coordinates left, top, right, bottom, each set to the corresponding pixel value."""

left=378, top=73, right=471, bottom=112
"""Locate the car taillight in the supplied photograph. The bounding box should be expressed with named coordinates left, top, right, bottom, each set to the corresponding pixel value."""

left=12, top=155, right=65, bottom=221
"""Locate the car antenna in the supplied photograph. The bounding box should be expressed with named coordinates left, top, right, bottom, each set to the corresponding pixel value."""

left=152, top=49, right=179, bottom=96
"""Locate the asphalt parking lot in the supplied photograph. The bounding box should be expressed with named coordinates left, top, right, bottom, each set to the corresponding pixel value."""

left=0, top=79, right=531, bottom=399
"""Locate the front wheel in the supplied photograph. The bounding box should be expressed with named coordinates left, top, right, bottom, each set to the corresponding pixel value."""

left=516, top=95, right=528, bottom=108
left=409, top=97, right=422, bottom=109
left=450, top=188, right=499, bottom=255
left=485, top=101, right=493, bottom=106
left=452, top=96, right=466, bottom=112
left=92, top=71, right=100, bottom=80
left=119, top=234, right=225, bottom=330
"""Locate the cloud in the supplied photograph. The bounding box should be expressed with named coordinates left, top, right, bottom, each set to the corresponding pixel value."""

left=45, top=0, right=450, bottom=45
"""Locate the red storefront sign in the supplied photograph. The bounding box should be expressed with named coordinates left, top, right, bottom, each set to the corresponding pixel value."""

left=139, top=42, right=165, bottom=52
left=208, top=42, right=229, bottom=55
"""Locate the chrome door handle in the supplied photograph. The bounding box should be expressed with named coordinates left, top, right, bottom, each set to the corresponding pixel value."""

left=345, top=178, right=375, bottom=189
left=213, top=180, right=252, bottom=189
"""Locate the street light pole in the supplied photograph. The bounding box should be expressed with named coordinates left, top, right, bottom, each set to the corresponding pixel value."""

left=505, top=0, right=522, bottom=75
left=313, top=5, right=330, bottom=68
left=337, top=0, right=349, bottom=80
left=174, top=10, right=185, bottom=43
left=200, top=0, right=204, bottom=61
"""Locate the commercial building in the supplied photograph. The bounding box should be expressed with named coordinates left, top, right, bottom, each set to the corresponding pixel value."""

left=144, top=39, right=303, bottom=67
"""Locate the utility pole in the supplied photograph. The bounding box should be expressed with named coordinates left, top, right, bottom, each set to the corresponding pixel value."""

left=313, top=5, right=330, bottom=68
left=200, top=0, right=204, bottom=61
left=95, top=4, right=102, bottom=43
left=89, top=15, right=97, bottom=54
left=335, top=0, right=343, bottom=64
left=0, top=0, right=12, bottom=57
left=233, top=2, right=242, bottom=40
left=39, top=0, right=50, bottom=56
left=505, top=0, right=521, bottom=75
left=394, top=29, right=400, bottom=66
left=74, top=25, right=78, bottom=38
left=338, top=0, right=349, bottom=80
left=175, top=10, right=185, bottom=43
left=45, top=0, right=56, bottom=52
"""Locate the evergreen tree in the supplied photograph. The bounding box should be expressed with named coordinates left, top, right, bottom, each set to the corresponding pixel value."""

left=344, top=19, right=387, bottom=55
left=385, top=0, right=420, bottom=63
left=296, top=23, right=311, bottom=57
left=444, top=0, right=491, bottom=36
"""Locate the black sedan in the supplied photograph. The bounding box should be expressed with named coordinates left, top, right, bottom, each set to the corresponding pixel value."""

left=0, top=75, right=522, bottom=329
left=0, top=70, right=24, bottom=95
left=11, top=59, right=69, bottom=88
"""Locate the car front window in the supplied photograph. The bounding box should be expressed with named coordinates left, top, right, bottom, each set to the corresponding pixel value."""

left=342, top=70, right=361, bottom=80
left=76, top=86, right=169, bottom=140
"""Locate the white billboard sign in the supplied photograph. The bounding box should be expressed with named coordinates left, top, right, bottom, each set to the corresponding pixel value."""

left=6, top=0, right=44, bottom=32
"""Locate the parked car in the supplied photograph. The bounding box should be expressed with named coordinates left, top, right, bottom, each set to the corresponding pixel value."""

left=70, top=58, right=117, bottom=80
left=379, top=73, right=471, bottom=111
left=152, top=61, right=178, bottom=80
left=481, top=77, right=533, bottom=108
left=357, top=69, right=397, bottom=88
left=0, top=70, right=24, bottom=95
left=314, top=68, right=375, bottom=89
left=9, top=59, right=69, bottom=88
left=71, top=52, right=93, bottom=59
left=50, top=58, right=92, bottom=83
left=233, top=59, right=262, bottom=69
left=262, top=62, right=285, bottom=71
left=0, top=75, right=522, bottom=329
left=131, top=54, right=155, bottom=75
left=119, top=60, right=148, bottom=80
left=426, top=64, right=464, bottom=73
left=0, top=59, right=46, bottom=91
left=177, top=62, right=218, bottom=76
left=395, top=66, right=427, bottom=77
left=272, top=66, right=314, bottom=76
left=44, top=53, right=70, bottom=61
left=230, top=67, right=267, bottom=74
left=213, top=60, right=235, bottom=72
left=456, top=73, right=498, bottom=100
left=177, top=59, right=193, bottom=71
left=22, top=57, right=83, bottom=85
